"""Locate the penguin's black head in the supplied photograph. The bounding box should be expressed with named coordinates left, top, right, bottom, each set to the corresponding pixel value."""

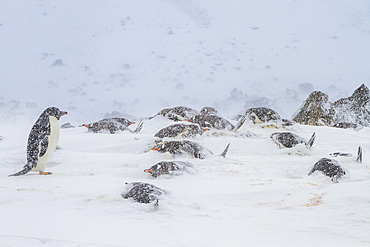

left=44, top=107, right=68, bottom=120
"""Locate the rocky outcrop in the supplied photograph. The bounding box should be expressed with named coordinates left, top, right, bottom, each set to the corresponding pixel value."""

left=292, top=91, right=335, bottom=126
left=293, top=84, right=370, bottom=126
left=333, top=84, right=370, bottom=126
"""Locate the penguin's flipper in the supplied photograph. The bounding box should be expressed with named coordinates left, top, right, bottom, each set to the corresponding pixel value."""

left=39, top=135, right=49, bottom=157
left=8, top=163, right=33, bottom=177
left=306, top=132, right=316, bottom=148
left=234, top=116, right=246, bottom=130
left=220, top=143, right=230, bottom=158
left=357, top=146, right=363, bottom=163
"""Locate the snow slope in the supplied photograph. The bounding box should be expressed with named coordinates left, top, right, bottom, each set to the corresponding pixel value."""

left=0, top=115, right=369, bottom=246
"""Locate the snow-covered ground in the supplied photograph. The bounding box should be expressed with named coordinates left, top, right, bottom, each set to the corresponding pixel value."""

left=1, top=115, right=369, bottom=246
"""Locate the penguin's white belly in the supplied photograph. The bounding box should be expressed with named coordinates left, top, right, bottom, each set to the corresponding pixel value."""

left=32, top=116, right=60, bottom=172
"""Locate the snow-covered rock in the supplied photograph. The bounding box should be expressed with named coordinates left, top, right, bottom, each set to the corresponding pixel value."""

left=333, top=84, right=370, bottom=127
left=292, top=91, right=335, bottom=126
left=293, top=84, right=370, bottom=126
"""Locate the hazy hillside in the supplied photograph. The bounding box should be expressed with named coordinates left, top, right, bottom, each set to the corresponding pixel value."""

left=1, top=0, right=370, bottom=123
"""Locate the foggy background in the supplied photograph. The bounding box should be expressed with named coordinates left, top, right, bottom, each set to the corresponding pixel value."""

left=1, top=0, right=369, bottom=123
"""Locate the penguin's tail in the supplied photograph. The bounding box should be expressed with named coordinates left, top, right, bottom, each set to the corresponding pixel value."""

left=305, top=132, right=316, bottom=148
left=357, top=146, right=363, bottom=163
left=220, top=143, right=230, bottom=158
left=8, top=164, right=32, bottom=177
left=234, top=116, right=246, bottom=130
left=126, top=120, right=144, bottom=134
left=133, top=120, right=144, bottom=133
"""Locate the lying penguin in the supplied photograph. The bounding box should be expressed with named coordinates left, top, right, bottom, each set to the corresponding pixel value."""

left=331, top=122, right=363, bottom=130
left=330, top=146, right=362, bottom=163
left=245, top=107, right=281, bottom=124
left=144, top=161, right=196, bottom=178
left=82, top=118, right=143, bottom=134
left=9, top=107, right=68, bottom=176
left=154, top=123, right=209, bottom=138
left=186, top=115, right=232, bottom=131
left=270, top=132, right=316, bottom=148
left=152, top=140, right=230, bottom=159
left=122, top=182, right=166, bottom=206
left=200, top=106, right=219, bottom=116
left=186, top=114, right=247, bottom=131
left=308, top=158, right=346, bottom=183
left=150, top=106, right=199, bottom=121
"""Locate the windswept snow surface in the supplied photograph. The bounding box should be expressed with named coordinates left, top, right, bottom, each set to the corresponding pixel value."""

left=1, top=115, right=370, bottom=247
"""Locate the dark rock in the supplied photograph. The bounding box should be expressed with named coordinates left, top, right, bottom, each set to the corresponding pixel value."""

left=293, top=84, right=370, bottom=126
left=292, top=91, right=335, bottom=126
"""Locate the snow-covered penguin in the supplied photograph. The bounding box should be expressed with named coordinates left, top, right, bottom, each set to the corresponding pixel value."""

left=82, top=118, right=142, bottom=134
left=331, top=122, right=363, bottom=131
left=9, top=107, right=67, bottom=176
left=152, top=140, right=230, bottom=159
left=330, top=146, right=363, bottom=163
left=154, top=123, right=209, bottom=138
left=187, top=115, right=235, bottom=131
left=144, top=161, right=196, bottom=178
left=245, top=107, right=281, bottom=124
left=200, top=106, right=219, bottom=116
left=308, top=158, right=347, bottom=183
left=122, top=182, right=166, bottom=206
left=270, top=132, right=316, bottom=148
left=150, top=106, right=198, bottom=121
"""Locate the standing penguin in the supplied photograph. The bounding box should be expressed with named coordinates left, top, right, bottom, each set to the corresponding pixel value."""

left=9, top=107, right=67, bottom=176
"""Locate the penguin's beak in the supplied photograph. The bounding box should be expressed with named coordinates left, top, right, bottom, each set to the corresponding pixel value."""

left=152, top=147, right=159, bottom=151
left=145, top=169, right=152, bottom=173
left=82, top=124, right=88, bottom=128
left=61, top=111, right=68, bottom=116
left=203, top=128, right=210, bottom=131
left=130, top=122, right=135, bottom=125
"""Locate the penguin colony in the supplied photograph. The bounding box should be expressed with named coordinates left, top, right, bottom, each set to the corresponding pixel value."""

left=9, top=106, right=364, bottom=205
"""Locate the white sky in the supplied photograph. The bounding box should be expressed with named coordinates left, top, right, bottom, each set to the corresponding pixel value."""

left=1, top=0, right=369, bottom=121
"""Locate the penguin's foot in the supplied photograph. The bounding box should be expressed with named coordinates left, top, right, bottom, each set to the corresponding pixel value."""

left=39, top=171, right=52, bottom=175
